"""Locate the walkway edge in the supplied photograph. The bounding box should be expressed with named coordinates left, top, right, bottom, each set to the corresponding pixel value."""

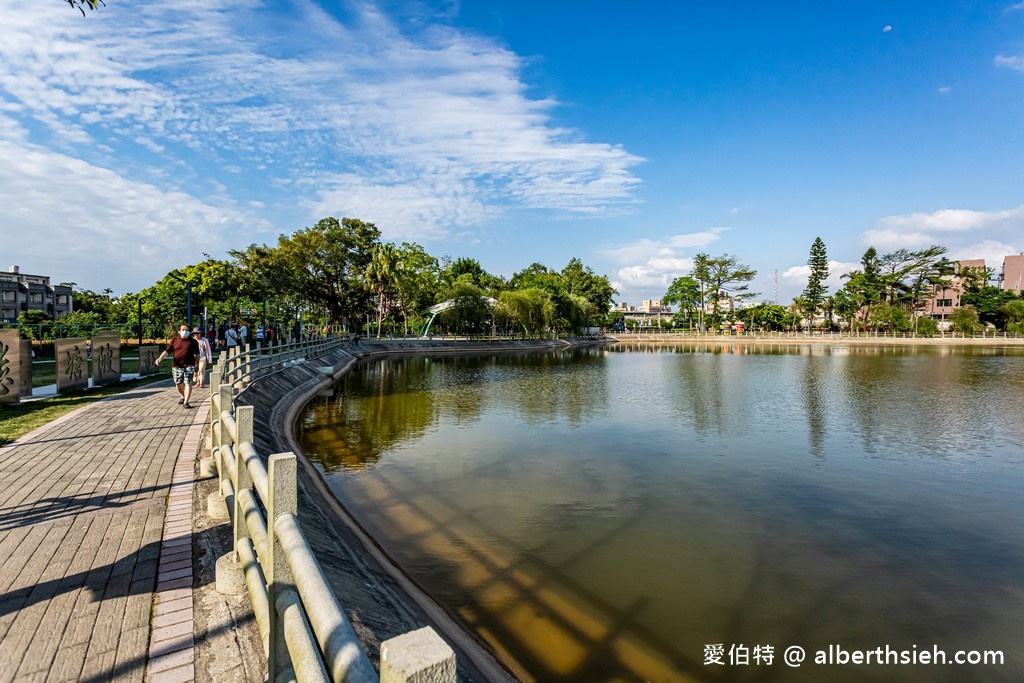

left=146, top=400, right=209, bottom=683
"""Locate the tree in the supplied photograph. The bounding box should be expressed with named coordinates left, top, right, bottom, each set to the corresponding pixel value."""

left=700, top=254, right=758, bottom=325
left=439, top=282, right=492, bottom=336
left=560, top=258, right=617, bottom=324
left=64, top=0, right=103, bottom=16
left=955, top=263, right=991, bottom=293
left=839, top=247, right=882, bottom=326
left=950, top=305, right=982, bottom=336
left=1003, top=299, right=1024, bottom=335
left=663, top=276, right=702, bottom=330
left=802, top=237, right=829, bottom=330
left=741, top=303, right=788, bottom=331
left=961, top=286, right=1017, bottom=329
left=497, top=289, right=553, bottom=337
left=392, top=243, right=439, bottom=336
left=365, top=242, right=400, bottom=337
left=272, top=217, right=380, bottom=328
left=441, top=257, right=504, bottom=294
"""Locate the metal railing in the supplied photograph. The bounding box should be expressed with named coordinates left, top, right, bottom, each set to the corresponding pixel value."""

left=206, top=337, right=456, bottom=682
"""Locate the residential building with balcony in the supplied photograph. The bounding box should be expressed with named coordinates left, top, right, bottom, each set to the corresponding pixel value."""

left=922, top=259, right=986, bottom=321
left=0, top=265, right=74, bottom=323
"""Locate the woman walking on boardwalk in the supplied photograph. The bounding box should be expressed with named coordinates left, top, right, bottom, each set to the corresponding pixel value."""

left=193, top=329, right=212, bottom=388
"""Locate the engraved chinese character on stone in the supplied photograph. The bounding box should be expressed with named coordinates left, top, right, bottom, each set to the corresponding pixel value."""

left=65, top=346, right=85, bottom=382
left=0, top=339, right=13, bottom=396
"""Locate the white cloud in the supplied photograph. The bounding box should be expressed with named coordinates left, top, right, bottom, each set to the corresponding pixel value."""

left=938, top=86, right=952, bottom=94
left=0, top=133, right=267, bottom=292
left=875, top=206, right=1024, bottom=233
left=950, top=240, right=1020, bottom=268
left=781, top=261, right=860, bottom=290
left=599, top=229, right=727, bottom=298
left=1006, top=2, right=1024, bottom=12
left=883, top=25, right=893, bottom=32
left=863, top=229, right=935, bottom=249
left=865, top=205, right=1024, bottom=260
left=995, top=55, right=1024, bottom=72
left=599, top=229, right=725, bottom=265
left=0, top=0, right=643, bottom=286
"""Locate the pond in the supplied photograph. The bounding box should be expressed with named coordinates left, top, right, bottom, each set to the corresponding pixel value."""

left=296, top=344, right=1024, bottom=682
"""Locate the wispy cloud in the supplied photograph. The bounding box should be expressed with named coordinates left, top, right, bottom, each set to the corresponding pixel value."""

left=0, top=0, right=642, bottom=290
left=995, top=55, right=1024, bottom=72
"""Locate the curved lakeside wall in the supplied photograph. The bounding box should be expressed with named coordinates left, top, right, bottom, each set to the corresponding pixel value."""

left=233, top=338, right=610, bottom=682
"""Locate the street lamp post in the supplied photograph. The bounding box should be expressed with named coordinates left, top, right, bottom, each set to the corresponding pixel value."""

left=167, top=273, right=193, bottom=330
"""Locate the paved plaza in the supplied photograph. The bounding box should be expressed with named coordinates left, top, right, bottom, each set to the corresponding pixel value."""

left=0, top=381, right=208, bottom=683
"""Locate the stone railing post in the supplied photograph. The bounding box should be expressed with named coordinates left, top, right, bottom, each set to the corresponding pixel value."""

left=217, top=383, right=233, bottom=489
left=381, top=627, right=456, bottom=683
left=267, top=453, right=297, bottom=680
left=232, top=405, right=254, bottom=556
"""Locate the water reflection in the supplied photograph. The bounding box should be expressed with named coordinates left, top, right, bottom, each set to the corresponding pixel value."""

left=298, top=345, right=1024, bottom=682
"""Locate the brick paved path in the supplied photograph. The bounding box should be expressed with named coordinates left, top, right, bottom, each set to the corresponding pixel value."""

left=0, top=381, right=208, bottom=683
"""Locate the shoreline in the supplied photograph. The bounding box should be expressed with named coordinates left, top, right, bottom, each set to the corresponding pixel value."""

left=607, top=332, right=1024, bottom=346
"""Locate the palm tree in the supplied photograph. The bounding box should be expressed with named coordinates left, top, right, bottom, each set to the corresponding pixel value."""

left=364, top=243, right=399, bottom=337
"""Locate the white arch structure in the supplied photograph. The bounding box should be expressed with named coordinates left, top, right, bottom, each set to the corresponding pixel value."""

left=422, top=297, right=497, bottom=337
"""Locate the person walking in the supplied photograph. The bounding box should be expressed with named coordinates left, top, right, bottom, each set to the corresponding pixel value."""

left=193, top=328, right=212, bottom=388
left=155, top=323, right=200, bottom=409
left=239, top=322, right=249, bottom=349
left=225, top=322, right=239, bottom=350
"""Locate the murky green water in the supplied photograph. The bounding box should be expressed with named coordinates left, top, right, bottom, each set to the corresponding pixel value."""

left=297, top=344, right=1024, bottom=682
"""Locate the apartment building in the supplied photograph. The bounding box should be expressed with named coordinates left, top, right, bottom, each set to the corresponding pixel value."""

left=0, top=266, right=74, bottom=323
left=923, top=259, right=985, bottom=320
left=1000, top=253, right=1024, bottom=294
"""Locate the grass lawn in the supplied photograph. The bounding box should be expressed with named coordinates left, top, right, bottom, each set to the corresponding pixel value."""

left=0, top=375, right=172, bottom=446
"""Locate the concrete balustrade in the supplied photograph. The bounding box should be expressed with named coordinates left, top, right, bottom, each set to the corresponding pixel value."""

left=206, top=335, right=456, bottom=683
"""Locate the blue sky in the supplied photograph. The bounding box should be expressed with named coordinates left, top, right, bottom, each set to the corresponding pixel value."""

left=2, top=1, right=1022, bottom=304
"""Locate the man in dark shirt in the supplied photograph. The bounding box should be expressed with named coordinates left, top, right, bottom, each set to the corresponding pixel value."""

left=155, top=323, right=200, bottom=408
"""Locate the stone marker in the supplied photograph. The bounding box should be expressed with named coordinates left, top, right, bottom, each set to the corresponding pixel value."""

left=20, top=340, right=32, bottom=397
left=138, top=345, right=160, bottom=377
left=0, top=329, right=21, bottom=405
left=54, top=338, right=90, bottom=393
left=91, top=330, right=121, bottom=386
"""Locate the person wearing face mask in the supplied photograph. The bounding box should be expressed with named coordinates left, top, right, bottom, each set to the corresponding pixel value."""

left=155, top=323, right=200, bottom=408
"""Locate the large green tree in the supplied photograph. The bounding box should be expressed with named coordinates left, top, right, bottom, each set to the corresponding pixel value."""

left=961, top=286, right=1017, bottom=329
left=272, top=217, right=381, bottom=328
left=560, top=258, right=617, bottom=323
left=663, top=276, right=702, bottom=329
left=698, top=253, right=758, bottom=325
left=393, top=242, right=440, bottom=336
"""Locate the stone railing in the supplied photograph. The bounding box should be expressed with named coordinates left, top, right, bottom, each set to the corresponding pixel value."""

left=204, top=338, right=456, bottom=682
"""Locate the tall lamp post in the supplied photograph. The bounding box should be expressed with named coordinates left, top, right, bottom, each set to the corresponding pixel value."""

left=167, top=273, right=193, bottom=330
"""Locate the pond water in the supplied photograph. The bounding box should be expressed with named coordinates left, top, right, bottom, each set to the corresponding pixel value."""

left=296, top=344, right=1024, bottom=682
